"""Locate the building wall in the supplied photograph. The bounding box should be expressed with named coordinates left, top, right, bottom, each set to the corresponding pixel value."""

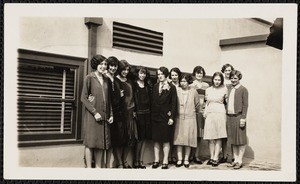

left=220, top=44, right=282, bottom=164
left=18, top=17, right=281, bottom=166
left=19, top=17, right=88, bottom=57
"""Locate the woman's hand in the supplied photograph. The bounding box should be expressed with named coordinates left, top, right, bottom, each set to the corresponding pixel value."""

left=240, top=119, right=246, bottom=128
left=94, top=113, right=102, bottom=121
left=168, top=119, right=174, bottom=125
left=120, top=90, right=124, bottom=97
left=88, top=94, right=95, bottom=102
left=133, top=111, right=137, bottom=118
left=108, top=116, right=114, bottom=124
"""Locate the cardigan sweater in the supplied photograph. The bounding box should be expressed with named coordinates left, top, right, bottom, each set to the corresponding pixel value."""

left=226, top=84, right=249, bottom=119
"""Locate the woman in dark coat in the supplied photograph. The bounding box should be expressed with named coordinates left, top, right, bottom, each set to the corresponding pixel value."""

left=105, top=56, right=128, bottom=168
left=133, top=66, right=151, bottom=169
left=116, top=59, right=138, bottom=168
left=81, top=55, right=113, bottom=168
left=151, top=66, right=177, bottom=169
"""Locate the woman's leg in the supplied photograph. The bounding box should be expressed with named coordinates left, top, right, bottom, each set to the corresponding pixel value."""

left=208, top=140, right=215, bottom=160
left=213, top=139, right=222, bottom=161
left=106, top=148, right=114, bottom=168
left=139, top=140, right=147, bottom=165
left=122, top=146, right=131, bottom=167
left=94, top=149, right=104, bottom=168
left=162, top=142, right=170, bottom=164
left=184, top=146, right=191, bottom=162
left=134, top=140, right=143, bottom=167
left=237, top=145, right=246, bottom=164
left=177, top=145, right=183, bottom=161
left=153, top=142, right=160, bottom=163
left=232, top=145, right=239, bottom=163
left=114, top=147, right=123, bottom=168
left=221, top=138, right=228, bottom=158
left=85, top=147, right=93, bottom=168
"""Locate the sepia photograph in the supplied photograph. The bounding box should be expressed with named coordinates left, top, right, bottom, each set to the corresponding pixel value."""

left=3, top=3, right=297, bottom=181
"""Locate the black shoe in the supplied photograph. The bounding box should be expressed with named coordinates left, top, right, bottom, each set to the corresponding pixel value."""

left=176, top=160, right=183, bottom=167
left=139, top=161, right=146, bottom=169
left=123, top=161, right=132, bottom=169
left=211, top=160, right=219, bottom=167
left=206, top=159, right=213, bottom=165
left=189, top=156, right=195, bottom=162
left=133, top=161, right=140, bottom=169
left=161, top=163, right=168, bottom=169
left=184, top=160, right=190, bottom=168
left=218, top=157, right=228, bottom=164
left=152, top=162, right=159, bottom=169
left=193, top=157, right=203, bottom=164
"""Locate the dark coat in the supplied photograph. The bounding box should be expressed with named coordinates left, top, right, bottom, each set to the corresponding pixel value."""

left=151, top=82, right=177, bottom=142
left=151, top=82, right=177, bottom=122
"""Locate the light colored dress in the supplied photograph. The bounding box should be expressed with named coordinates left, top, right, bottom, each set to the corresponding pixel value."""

left=203, top=86, right=227, bottom=140
left=173, top=88, right=200, bottom=147
left=190, top=80, right=209, bottom=137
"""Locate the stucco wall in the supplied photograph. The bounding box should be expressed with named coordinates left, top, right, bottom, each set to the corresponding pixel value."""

left=19, top=17, right=88, bottom=57
left=18, top=17, right=281, bottom=166
left=220, top=44, right=282, bottom=164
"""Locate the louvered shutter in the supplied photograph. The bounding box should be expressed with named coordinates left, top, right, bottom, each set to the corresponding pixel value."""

left=17, top=49, right=85, bottom=144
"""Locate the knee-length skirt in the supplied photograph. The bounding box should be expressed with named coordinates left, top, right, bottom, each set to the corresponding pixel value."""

left=152, top=120, right=173, bottom=143
left=203, top=112, right=227, bottom=140
left=227, top=114, right=247, bottom=145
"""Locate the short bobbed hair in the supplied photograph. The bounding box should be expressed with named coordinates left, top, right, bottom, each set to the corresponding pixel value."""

left=107, top=56, right=119, bottom=68
left=221, top=63, right=234, bottom=73
left=135, top=66, right=149, bottom=80
left=117, top=59, right=130, bottom=75
left=192, top=66, right=206, bottom=77
left=169, top=67, right=182, bottom=80
left=90, top=55, right=107, bottom=70
left=229, top=70, right=243, bottom=80
left=157, top=66, right=169, bottom=78
left=212, top=72, right=224, bottom=87
left=180, top=74, right=193, bottom=85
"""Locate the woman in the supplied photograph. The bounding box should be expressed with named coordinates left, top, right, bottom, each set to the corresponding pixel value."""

left=168, top=67, right=182, bottom=164
left=219, top=63, right=235, bottom=164
left=105, top=56, right=128, bottom=168
left=81, top=55, right=113, bottom=168
left=151, top=67, right=177, bottom=169
left=133, top=66, right=151, bottom=169
left=189, top=66, right=209, bottom=164
left=116, top=59, right=138, bottom=168
left=203, top=72, right=227, bottom=167
left=173, top=74, right=200, bottom=168
left=169, top=67, right=181, bottom=88
left=221, top=63, right=234, bottom=87
left=226, top=70, right=249, bottom=169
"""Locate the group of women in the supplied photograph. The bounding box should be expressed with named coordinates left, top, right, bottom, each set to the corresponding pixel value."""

left=81, top=54, right=249, bottom=170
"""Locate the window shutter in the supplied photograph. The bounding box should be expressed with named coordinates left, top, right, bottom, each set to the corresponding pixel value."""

left=18, top=61, right=75, bottom=135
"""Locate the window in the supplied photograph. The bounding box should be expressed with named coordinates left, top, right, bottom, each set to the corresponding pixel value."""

left=17, top=49, right=86, bottom=146
left=113, top=21, right=163, bottom=55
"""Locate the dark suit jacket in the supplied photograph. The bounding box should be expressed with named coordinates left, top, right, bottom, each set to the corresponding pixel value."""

left=151, top=82, right=177, bottom=123
left=226, top=84, right=249, bottom=119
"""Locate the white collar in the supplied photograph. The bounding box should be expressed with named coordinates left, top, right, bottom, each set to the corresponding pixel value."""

left=232, top=84, right=241, bottom=89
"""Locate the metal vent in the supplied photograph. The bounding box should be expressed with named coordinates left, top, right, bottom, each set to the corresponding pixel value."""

left=113, top=21, right=163, bottom=55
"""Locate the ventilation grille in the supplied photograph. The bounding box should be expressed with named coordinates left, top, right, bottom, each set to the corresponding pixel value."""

left=113, top=21, right=163, bottom=55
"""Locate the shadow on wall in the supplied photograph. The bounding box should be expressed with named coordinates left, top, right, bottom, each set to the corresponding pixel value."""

left=244, top=137, right=255, bottom=164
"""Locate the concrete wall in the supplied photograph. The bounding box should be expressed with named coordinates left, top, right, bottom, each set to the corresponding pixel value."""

left=18, top=17, right=281, bottom=166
